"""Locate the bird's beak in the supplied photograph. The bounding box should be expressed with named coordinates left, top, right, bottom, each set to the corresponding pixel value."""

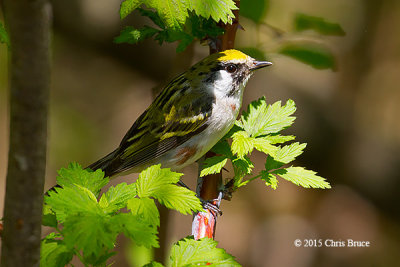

left=251, top=60, right=273, bottom=70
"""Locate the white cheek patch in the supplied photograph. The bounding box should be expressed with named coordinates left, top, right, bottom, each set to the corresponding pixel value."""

left=213, top=70, right=233, bottom=98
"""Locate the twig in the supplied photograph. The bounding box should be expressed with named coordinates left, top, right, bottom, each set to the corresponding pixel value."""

left=192, top=0, right=240, bottom=240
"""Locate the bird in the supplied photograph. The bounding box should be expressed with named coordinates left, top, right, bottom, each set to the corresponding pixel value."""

left=87, top=49, right=272, bottom=178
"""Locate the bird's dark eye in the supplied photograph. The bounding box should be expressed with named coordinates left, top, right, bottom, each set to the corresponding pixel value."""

left=226, top=64, right=237, bottom=73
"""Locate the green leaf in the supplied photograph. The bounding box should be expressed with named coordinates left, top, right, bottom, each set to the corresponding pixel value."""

left=45, top=185, right=102, bottom=222
left=273, top=142, right=307, bottom=164
left=114, top=26, right=159, bottom=44
left=112, top=213, right=159, bottom=248
left=170, top=237, right=240, bottom=266
left=231, top=131, right=254, bottom=158
left=232, top=156, right=254, bottom=179
left=200, top=156, right=228, bottom=177
left=57, top=162, right=108, bottom=196
left=279, top=42, right=336, bottom=70
left=260, top=170, right=278, bottom=190
left=239, top=97, right=296, bottom=137
left=99, top=182, right=137, bottom=213
left=239, top=47, right=267, bottom=61
left=240, top=0, right=268, bottom=23
left=189, top=15, right=225, bottom=39
left=0, top=22, right=10, bottom=47
left=136, top=165, right=202, bottom=214
left=120, top=0, right=142, bottom=19
left=253, top=137, right=278, bottom=157
left=138, top=8, right=165, bottom=28
left=42, top=204, right=57, bottom=227
left=127, top=197, right=160, bottom=227
left=41, top=238, right=74, bottom=267
left=189, top=0, right=238, bottom=24
left=210, top=139, right=232, bottom=156
left=265, top=134, right=295, bottom=144
left=294, top=13, right=345, bottom=36
left=277, top=166, right=331, bottom=189
left=120, top=0, right=237, bottom=29
left=63, top=213, right=117, bottom=259
left=265, top=155, right=283, bottom=171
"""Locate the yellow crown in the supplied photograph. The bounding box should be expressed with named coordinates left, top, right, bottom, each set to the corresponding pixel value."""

left=217, top=49, right=249, bottom=62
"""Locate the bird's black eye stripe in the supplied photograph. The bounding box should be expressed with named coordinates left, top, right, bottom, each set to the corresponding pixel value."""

left=226, top=64, right=237, bottom=73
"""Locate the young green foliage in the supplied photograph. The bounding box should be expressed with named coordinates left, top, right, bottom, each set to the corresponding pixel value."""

left=170, top=237, right=240, bottom=266
left=120, top=0, right=237, bottom=28
left=116, top=0, right=235, bottom=51
left=42, top=163, right=202, bottom=266
left=200, top=98, right=330, bottom=191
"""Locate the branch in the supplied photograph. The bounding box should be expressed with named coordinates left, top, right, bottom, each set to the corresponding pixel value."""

left=192, top=0, right=240, bottom=240
left=0, top=0, right=51, bottom=266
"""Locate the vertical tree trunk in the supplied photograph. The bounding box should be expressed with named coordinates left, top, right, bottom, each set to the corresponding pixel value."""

left=0, top=0, right=51, bottom=266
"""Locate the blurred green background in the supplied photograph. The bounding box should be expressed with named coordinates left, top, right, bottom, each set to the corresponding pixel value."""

left=1, top=0, right=400, bottom=266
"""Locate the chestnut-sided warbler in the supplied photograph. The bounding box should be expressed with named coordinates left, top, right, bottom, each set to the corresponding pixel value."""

left=88, top=49, right=271, bottom=177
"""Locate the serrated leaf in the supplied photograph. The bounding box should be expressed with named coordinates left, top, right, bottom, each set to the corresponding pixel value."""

left=294, top=13, right=345, bottom=36
left=127, top=197, right=160, bottom=227
left=120, top=0, right=142, bottom=19
left=120, top=0, right=237, bottom=29
left=265, top=155, right=283, bottom=171
left=42, top=204, right=57, bottom=227
left=99, top=182, right=137, bottom=213
left=136, top=165, right=202, bottom=214
left=170, top=237, right=240, bottom=266
left=200, top=156, right=229, bottom=177
left=240, top=0, right=268, bottom=23
left=253, top=137, right=278, bottom=157
left=114, top=26, right=159, bottom=44
left=136, top=165, right=182, bottom=197
left=210, top=139, right=232, bottom=156
left=63, top=213, right=117, bottom=259
left=277, top=166, right=331, bottom=189
left=57, top=162, right=108, bottom=196
left=0, top=23, right=10, bottom=47
left=260, top=170, right=278, bottom=190
left=239, top=47, right=267, bottom=61
left=231, top=131, right=254, bottom=158
left=232, top=156, right=254, bottom=178
left=279, top=42, right=336, bottom=70
left=112, top=213, right=159, bottom=248
left=189, top=15, right=225, bottom=38
left=190, top=0, right=238, bottom=24
left=45, top=185, right=102, bottom=222
left=138, top=8, right=165, bottom=28
left=265, top=134, right=295, bottom=144
left=40, top=238, right=74, bottom=267
left=239, top=98, right=296, bottom=137
left=273, top=142, right=306, bottom=164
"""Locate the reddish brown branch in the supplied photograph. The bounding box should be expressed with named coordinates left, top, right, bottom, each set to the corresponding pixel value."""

left=192, top=1, right=240, bottom=240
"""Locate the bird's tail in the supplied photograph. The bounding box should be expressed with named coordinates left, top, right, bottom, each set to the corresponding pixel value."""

left=46, top=149, right=117, bottom=196
left=86, top=149, right=118, bottom=177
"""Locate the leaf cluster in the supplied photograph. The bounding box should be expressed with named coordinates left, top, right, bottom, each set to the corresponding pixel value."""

left=200, top=97, right=330, bottom=191
left=147, top=237, right=239, bottom=266
left=42, top=163, right=202, bottom=266
left=115, top=0, right=237, bottom=52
